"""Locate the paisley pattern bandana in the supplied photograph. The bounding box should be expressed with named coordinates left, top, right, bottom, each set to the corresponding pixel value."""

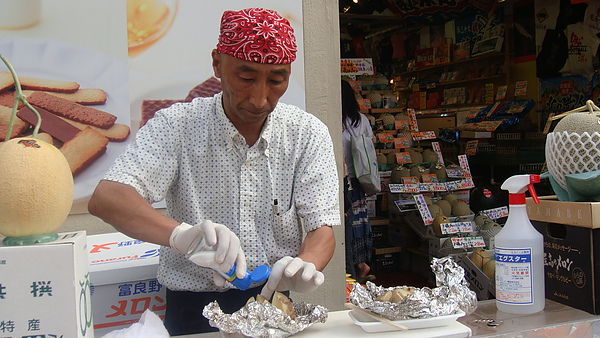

left=217, top=8, right=297, bottom=64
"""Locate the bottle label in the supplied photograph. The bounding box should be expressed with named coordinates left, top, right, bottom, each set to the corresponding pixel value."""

left=495, top=247, right=533, bottom=305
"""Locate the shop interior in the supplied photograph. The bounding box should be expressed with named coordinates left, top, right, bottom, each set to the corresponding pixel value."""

left=338, top=0, right=600, bottom=295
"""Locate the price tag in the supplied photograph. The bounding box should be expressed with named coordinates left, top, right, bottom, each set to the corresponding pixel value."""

left=432, top=183, right=447, bottom=192
left=411, top=131, right=437, bottom=141
left=445, top=180, right=461, bottom=191
left=446, top=169, right=463, bottom=178
left=461, top=177, right=475, bottom=189
left=394, top=198, right=416, bottom=207
left=481, top=206, right=509, bottom=220
left=496, top=85, right=507, bottom=100
left=418, top=183, right=434, bottom=192
left=515, top=81, right=528, bottom=96
left=466, top=236, right=486, bottom=248
left=450, top=237, right=465, bottom=249
left=431, top=142, right=445, bottom=166
left=465, top=140, right=478, bottom=156
left=414, top=194, right=433, bottom=225
left=389, top=184, right=403, bottom=193
left=440, top=223, right=460, bottom=235
left=407, top=108, right=419, bottom=131
left=450, top=236, right=486, bottom=249
left=440, top=222, right=474, bottom=235
left=458, top=155, right=472, bottom=176
left=404, top=183, right=419, bottom=193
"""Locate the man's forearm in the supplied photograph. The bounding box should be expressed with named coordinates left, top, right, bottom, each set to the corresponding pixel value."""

left=297, top=225, right=335, bottom=271
left=88, top=180, right=178, bottom=247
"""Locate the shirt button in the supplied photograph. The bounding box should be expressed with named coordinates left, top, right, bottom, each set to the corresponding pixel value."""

left=244, top=201, right=251, bottom=206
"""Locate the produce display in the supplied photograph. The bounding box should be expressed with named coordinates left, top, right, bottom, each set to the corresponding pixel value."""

left=545, top=100, right=600, bottom=201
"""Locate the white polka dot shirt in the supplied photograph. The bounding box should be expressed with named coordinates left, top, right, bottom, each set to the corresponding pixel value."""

left=103, top=92, right=340, bottom=292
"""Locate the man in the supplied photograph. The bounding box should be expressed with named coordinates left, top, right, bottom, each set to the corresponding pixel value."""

left=88, top=8, right=340, bottom=335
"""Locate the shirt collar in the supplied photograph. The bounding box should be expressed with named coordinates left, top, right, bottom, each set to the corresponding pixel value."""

left=216, top=92, right=275, bottom=155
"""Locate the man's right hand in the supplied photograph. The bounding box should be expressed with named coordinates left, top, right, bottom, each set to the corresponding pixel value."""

left=169, top=221, right=246, bottom=285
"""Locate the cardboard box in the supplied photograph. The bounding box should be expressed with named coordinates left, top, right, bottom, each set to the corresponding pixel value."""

left=453, top=252, right=495, bottom=301
left=87, top=232, right=165, bottom=337
left=527, top=195, right=600, bottom=228
left=531, top=219, right=600, bottom=314
left=0, top=231, right=93, bottom=337
left=526, top=197, right=600, bottom=314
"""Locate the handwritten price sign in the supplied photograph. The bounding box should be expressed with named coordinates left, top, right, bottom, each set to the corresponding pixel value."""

left=481, top=206, right=509, bottom=220
left=441, top=222, right=474, bottom=235
left=450, top=236, right=486, bottom=249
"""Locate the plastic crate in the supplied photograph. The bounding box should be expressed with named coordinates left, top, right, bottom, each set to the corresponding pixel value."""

left=518, top=146, right=545, bottom=164
left=494, top=146, right=518, bottom=164
left=524, top=132, right=545, bottom=140
left=496, top=132, right=521, bottom=141
left=519, top=163, right=544, bottom=174
left=470, top=144, right=496, bottom=161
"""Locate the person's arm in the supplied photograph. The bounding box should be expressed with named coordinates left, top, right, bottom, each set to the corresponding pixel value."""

left=297, top=225, right=335, bottom=271
left=88, top=180, right=179, bottom=246
left=260, top=225, right=335, bottom=299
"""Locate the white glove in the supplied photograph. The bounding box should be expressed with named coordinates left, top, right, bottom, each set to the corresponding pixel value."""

left=169, top=221, right=246, bottom=286
left=260, top=256, right=324, bottom=300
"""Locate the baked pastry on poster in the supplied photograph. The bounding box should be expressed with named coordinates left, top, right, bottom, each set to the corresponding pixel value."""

left=0, top=37, right=130, bottom=202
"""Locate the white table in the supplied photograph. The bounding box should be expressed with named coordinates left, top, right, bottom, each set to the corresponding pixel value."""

left=185, top=299, right=600, bottom=338
left=186, top=310, right=472, bottom=337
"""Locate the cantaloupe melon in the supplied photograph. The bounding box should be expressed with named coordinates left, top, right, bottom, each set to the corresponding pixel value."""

left=0, top=137, right=73, bottom=238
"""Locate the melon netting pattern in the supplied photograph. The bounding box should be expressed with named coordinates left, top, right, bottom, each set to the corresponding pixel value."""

left=545, top=131, right=600, bottom=191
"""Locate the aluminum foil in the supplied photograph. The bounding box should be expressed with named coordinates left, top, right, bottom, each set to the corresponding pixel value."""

left=203, top=299, right=328, bottom=338
left=349, top=256, right=477, bottom=321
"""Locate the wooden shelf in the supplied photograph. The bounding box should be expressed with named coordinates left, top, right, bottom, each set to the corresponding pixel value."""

left=396, top=75, right=504, bottom=92
left=370, top=218, right=390, bottom=226
left=396, top=52, right=506, bottom=77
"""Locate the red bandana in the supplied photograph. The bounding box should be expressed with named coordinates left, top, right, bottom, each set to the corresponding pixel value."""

left=217, top=8, right=297, bottom=65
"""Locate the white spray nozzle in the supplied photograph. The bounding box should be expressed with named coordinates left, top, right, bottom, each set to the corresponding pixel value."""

left=501, top=174, right=540, bottom=204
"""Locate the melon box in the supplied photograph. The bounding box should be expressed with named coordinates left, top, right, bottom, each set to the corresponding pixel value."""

left=87, top=232, right=165, bottom=337
left=526, top=196, right=600, bottom=314
left=0, top=231, right=93, bottom=337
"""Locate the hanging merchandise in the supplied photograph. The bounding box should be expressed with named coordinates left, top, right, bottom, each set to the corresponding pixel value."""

left=495, top=174, right=544, bottom=314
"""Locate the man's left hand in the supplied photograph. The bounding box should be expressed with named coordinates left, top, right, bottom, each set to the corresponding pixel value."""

left=260, top=256, right=324, bottom=300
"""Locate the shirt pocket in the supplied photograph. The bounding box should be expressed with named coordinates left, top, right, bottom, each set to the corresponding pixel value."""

left=272, top=204, right=302, bottom=249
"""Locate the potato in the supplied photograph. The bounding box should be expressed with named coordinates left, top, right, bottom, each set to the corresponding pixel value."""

left=391, top=287, right=416, bottom=302
left=375, top=290, right=393, bottom=302
left=256, top=294, right=268, bottom=303
left=272, top=291, right=296, bottom=320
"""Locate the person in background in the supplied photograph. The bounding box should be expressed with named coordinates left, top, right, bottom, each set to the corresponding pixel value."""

left=341, top=79, right=375, bottom=283
left=88, top=8, right=339, bottom=335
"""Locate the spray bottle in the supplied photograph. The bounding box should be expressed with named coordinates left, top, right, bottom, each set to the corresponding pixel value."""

left=186, top=239, right=270, bottom=291
left=495, top=174, right=544, bottom=314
